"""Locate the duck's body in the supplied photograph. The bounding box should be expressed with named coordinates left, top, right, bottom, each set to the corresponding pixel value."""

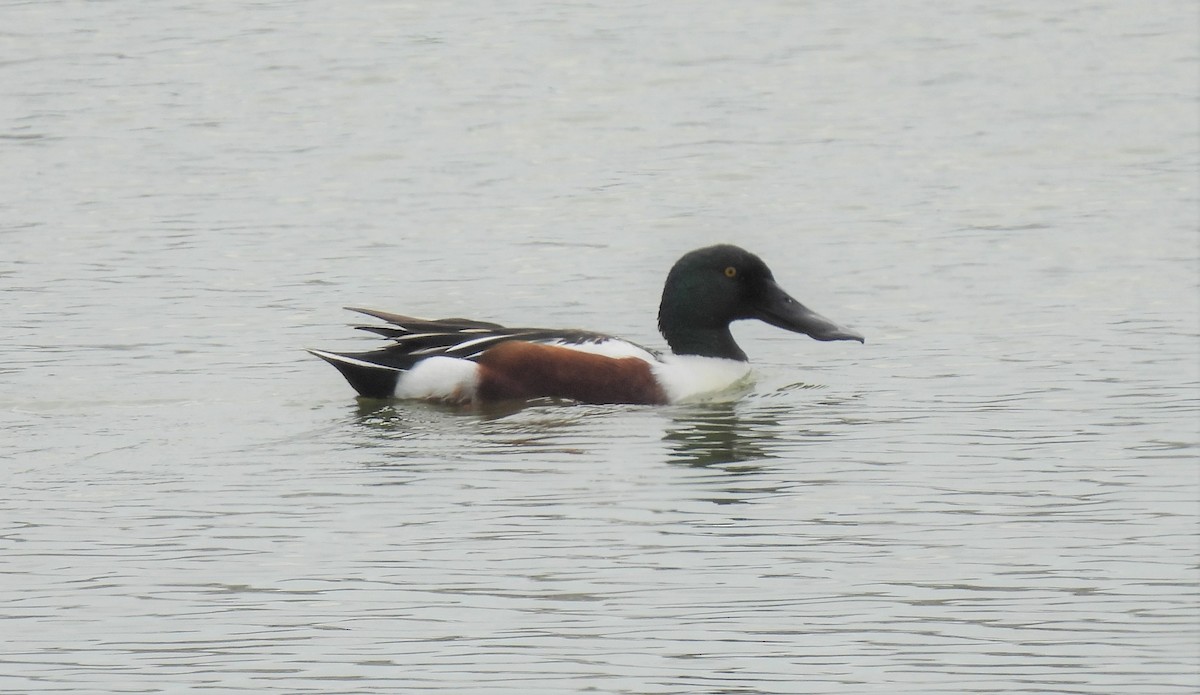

left=310, top=244, right=863, bottom=405
left=310, top=312, right=751, bottom=404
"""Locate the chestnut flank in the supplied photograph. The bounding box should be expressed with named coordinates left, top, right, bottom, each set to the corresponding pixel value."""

left=476, top=341, right=667, bottom=404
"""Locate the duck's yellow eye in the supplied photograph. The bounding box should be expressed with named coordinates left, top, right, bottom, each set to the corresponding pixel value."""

left=724, top=266, right=737, bottom=278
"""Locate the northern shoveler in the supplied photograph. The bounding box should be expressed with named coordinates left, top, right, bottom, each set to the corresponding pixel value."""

left=310, top=244, right=863, bottom=405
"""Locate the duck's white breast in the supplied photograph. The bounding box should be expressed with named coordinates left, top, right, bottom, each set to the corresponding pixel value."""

left=651, top=355, right=753, bottom=403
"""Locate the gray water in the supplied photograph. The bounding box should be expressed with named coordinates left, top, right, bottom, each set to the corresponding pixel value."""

left=3, top=1, right=1198, bottom=693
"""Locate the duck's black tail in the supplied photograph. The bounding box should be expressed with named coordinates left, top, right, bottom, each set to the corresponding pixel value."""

left=307, top=349, right=403, bottom=399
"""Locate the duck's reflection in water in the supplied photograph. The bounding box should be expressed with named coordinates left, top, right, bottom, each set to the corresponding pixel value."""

left=662, top=401, right=780, bottom=470
left=350, top=396, right=816, bottom=480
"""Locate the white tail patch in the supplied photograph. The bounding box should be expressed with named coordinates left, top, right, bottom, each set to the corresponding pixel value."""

left=394, top=356, right=479, bottom=402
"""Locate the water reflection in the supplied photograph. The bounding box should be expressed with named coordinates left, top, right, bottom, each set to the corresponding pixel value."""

left=355, top=397, right=399, bottom=422
left=354, top=396, right=581, bottom=424
left=351, top=397, right=808, bottom=472
left=351, top=398, right=439, bottom=437
left=347, top=397, right=604, bottom=466
left=662, top=402, right=775, bottom=469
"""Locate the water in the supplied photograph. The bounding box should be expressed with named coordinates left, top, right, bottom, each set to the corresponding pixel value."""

left=3, top=1, right=1198, bottom=692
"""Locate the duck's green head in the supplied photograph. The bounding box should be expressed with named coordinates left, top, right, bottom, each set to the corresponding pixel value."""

left=656, top=244, right=864, bottom=360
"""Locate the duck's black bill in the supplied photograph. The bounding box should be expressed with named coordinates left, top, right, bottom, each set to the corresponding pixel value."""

left=753, top=280, right=864, bottom=343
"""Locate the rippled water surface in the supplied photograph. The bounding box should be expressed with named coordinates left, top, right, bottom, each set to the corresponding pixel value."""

left=3, top=1, right=1198, bottom=693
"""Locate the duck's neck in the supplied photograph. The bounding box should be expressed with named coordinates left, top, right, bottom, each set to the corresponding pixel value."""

left=660, top=325, right=748, bottom=361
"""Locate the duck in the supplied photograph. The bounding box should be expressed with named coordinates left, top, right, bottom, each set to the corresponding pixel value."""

left=309, top=244, right=863, bottom=405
